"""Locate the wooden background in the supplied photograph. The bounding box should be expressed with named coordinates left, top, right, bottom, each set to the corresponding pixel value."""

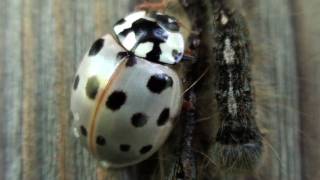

left=0, top=0, right=319, bottom=179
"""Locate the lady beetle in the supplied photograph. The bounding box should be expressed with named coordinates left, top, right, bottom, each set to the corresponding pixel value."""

left=113, top=11, right=185, bottom=64
left=71, top=11, right=184, bottom=168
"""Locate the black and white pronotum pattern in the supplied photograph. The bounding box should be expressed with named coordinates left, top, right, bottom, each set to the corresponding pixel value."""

left=113, top=11, right=185, bottom=64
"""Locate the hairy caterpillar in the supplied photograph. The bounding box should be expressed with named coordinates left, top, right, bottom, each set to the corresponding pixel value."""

left=209, top=3, right=263, bottom=172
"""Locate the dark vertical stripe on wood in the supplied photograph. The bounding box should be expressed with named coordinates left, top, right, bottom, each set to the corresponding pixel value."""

left=53, top=0, right=67, bottom=179
left=21, top=0, right=38, bottom=179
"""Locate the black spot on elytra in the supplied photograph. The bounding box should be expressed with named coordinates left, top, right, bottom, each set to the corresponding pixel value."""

left=119, top=19, right=168, bottom=63
left=73, top=75, right=79, bottom=90
left=140, top=145, right=152, bottom=154
left=131, top=113, right=148, bottom=127
left=157, top=108, right=170, bottom=126
left=89, top=38, right=104, bottom=56
left=106, top=91, right=127, bottom=111
left=80, top=125, right=87, bottom=136
left=120, top=144, right=131, bottom=152
left=96, top=136, right=106, bottom=146
left=147, top=74, right=173, bottom=94
left=86, top=76, right=99, bottom=100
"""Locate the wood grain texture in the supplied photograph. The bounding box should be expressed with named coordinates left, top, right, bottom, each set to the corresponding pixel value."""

left=1, top=0, right=23, bottom=180
left=293, top=0, right=320, bottom=180
left=241, top=0, right=302, bottom=179
left=0, top=0, right=318, bottom=179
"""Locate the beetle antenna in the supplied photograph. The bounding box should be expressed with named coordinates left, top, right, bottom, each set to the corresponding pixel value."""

left=183, top=67, right=209, bottom=95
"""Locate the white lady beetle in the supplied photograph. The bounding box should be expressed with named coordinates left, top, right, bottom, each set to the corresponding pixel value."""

left=113, top=11, right=185, bottom=64
left=70, top=32, right=183, bottom=168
